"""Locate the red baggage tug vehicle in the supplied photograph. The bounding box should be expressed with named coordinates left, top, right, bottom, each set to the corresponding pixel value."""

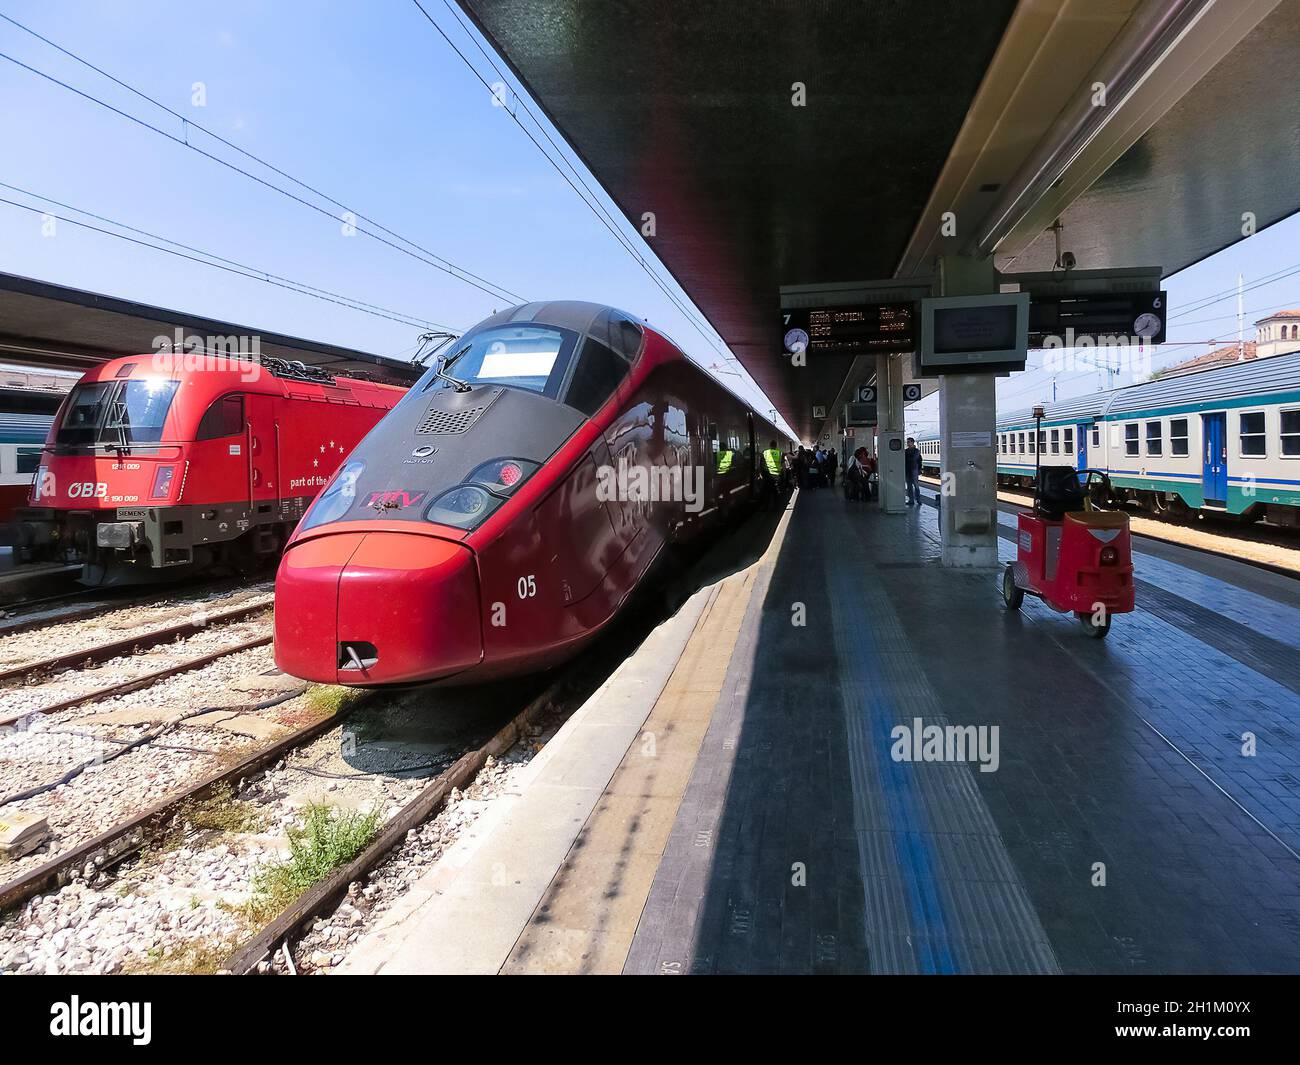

left=274, top=301, right=787, bottom=687
left=12, top=352, right=405, bottom=583
left=1001, top=405, right=1135, bottom=638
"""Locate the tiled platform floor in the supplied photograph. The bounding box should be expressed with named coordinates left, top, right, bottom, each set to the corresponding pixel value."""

left=622, top=487, right=1300, bottom=974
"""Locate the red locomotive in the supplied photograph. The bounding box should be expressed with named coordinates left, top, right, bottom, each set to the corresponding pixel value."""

left=10, top=354, right=405, bottom=583
left=274, top=301, right=789, bottom=686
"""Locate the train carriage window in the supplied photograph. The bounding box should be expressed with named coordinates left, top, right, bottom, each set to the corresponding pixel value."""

left=1124, top=424, right=1139, bottom=456
left=196, top=394, right=246, bottom=439
left=1018, top=432, right=1026, bottom=454
left=1239, top=411, right=1266, bottom=457
left=1145, top=421, right=1162, bottom=457
left=1091, top=424, right=1100, bottom=448
left=1282, top=410, right=1300, bottom=457
left=1170, top=418, right=1189, bottom=456
left=1063, top=427, right=1074, bottom=455
left=563, top=337, right=629, bottom=417
left=1049, top=429, right=1059, bottom=454
left=15, top=447, right=42, bottom=474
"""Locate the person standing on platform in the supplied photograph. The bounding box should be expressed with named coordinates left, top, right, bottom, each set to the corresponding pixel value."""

left=904, top=437, right=922, bottom=506
left=826, top=448, right=837, bottom=487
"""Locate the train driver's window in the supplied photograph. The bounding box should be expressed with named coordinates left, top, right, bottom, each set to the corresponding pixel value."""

left=563, top=338, right=629, bottom=417
left=197, top=394, right=247, bottom=440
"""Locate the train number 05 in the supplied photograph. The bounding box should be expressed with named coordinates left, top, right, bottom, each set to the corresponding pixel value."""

left=516, top=575, right=537, bottom=599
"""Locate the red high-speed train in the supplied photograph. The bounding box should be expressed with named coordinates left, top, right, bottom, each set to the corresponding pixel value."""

left=10, top=354, right=405, bottom=583
left=274, top=301, right=790, bottom=686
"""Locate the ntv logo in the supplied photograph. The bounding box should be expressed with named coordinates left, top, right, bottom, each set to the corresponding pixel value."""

left=50, top=997, right=152, bottom=1045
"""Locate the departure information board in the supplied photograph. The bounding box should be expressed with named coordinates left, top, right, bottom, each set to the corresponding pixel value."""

left=1027, top=290, right=1167, bottom=348
left=781, top=302, right=916, bottom=357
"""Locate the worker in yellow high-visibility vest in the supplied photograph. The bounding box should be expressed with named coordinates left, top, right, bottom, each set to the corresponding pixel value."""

left=761, top=440, right=784, bottom=504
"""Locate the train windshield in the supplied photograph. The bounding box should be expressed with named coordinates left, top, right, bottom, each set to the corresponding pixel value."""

left=55, top=378, right=180, bottom=447
left=427, top=325, right=577, bottom=395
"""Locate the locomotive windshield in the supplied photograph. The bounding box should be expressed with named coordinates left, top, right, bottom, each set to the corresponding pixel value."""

left=423, top=325, right=578, bottom=396
left=55, top=378, right=180, bottom=447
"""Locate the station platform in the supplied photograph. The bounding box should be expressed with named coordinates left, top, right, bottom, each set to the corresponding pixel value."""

left=342, top=487, right=1300, bottom=975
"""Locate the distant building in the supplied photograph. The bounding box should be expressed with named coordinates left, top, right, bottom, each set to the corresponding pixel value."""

left=1160, top=308, right=1300, bottom=379
left=1253, top=310, right=1300, bottom=358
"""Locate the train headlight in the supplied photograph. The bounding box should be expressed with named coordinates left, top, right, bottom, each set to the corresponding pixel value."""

left=150, top=465, right=177, bottom=499
left=425, top=485, right=503, bottom=530
left=299, top=460, right=364, bottom=532
left=467, top=457, right=539, bottom=496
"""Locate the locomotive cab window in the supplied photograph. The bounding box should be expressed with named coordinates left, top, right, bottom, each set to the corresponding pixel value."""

left=421, top=324, right=579, bottom=398
left=562, top=337, right=629, bottom=417
left=55, top=378, right=179, bottom=447
left=196, top=394, right=246, bottom=439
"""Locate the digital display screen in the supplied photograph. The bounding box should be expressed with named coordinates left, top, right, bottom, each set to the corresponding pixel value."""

left=931, top=305, right=1019, bottom=358
left=782, top=302, right=916, bottom=356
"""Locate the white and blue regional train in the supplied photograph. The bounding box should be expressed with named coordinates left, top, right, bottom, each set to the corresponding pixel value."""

left=917, top=350, right=1300, bottom=527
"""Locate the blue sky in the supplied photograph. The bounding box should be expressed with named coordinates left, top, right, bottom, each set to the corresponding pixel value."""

left=0, top=0, right=771, bottom=412
left=1, top=2, right=1296, bottom=442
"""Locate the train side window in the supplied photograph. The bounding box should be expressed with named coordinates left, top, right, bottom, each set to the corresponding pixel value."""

left=1145, top=421, right=1162, bottom=457
left=197, top=394, right=246, bottom=440
left=1124, top=424, right=1139, bottom=456
left=563, top=338, right=628, bottom=417
left=1049, top=429, right=1059, bottom=454
left=1170, top=418, right=1189, bottom=456
left=1091, top=424, right=1100, bottom=448
left=15, top=447, right=42, bottom=474
left=1282, top=409, right=1300, bottom=457
left=1239, top=411, right=1266, bottom=457
left=1063, top=427, right=1074, bottom=454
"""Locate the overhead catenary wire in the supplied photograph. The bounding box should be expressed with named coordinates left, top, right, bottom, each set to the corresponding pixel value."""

left=0, top=180, right=460, bottom=332
left=0, top=192, right=457, bottom=333
left=0, top=35, right=526, bottom=306
left=408, top=0, right=737, bottom=368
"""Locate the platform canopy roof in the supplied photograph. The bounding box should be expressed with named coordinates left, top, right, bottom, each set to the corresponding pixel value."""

left=0, top=272, right=423, bottom=386
left=460, top=0, right=1297, bottom=440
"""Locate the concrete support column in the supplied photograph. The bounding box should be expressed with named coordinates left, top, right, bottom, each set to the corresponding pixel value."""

left=876, top=352, right=905, bottom=513
left=937, top=254, right=999, bottom=567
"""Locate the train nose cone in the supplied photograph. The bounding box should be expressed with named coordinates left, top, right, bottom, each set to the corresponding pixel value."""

left=275, top=530, right=482, bottom=685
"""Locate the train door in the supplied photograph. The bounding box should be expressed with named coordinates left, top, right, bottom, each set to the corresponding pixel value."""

left=1076, top=422, right=1088, bottom=471
left=246, top=395, right=279, bottom=503
left=1201, top=412, right=1227, bottom=506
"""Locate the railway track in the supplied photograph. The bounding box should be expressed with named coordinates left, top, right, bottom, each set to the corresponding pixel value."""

left=0, top=634, right=274, bottom=727
left=0, top=598, right=273, bottom=685
left=0, top=691, right=339, bottom=914
left=223, top=681, right=558, bottom=974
